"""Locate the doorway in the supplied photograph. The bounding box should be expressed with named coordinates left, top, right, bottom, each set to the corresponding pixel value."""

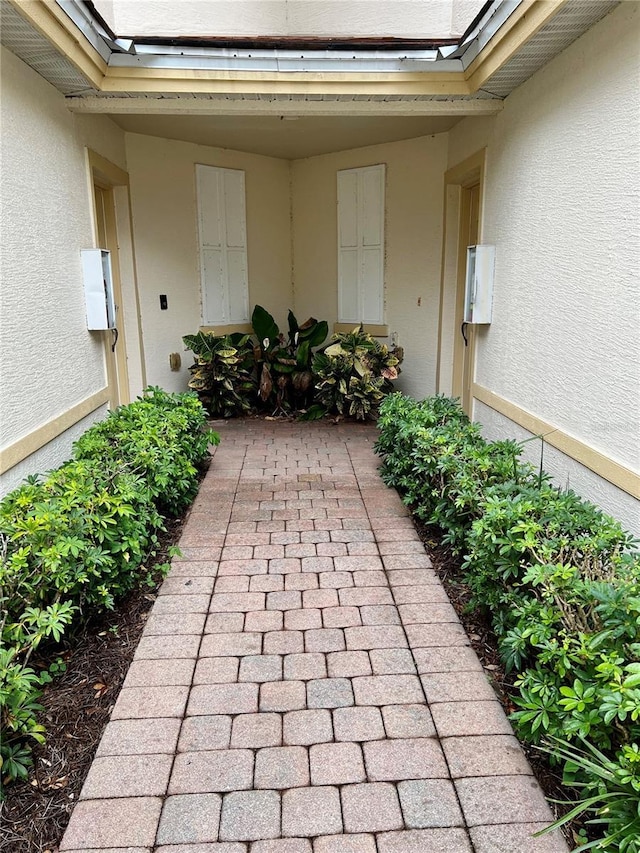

left=452, top=181, right=480, bottom=414
left=88, top=150, right=145, bottom=407
left=92, top=181, right=128, bottom=406
left=437, top=150, right=485, bottom=416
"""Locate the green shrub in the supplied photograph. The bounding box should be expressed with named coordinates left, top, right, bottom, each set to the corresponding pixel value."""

left=183, top=331, right=256, bottom=418
left=374, top=392, right=640, bottom=848
left=376, top=393, right=533, bottom=550
left=313, top=326, right=403, bottom=420
left=464, top=482, right=635, bottom=621
left=73, top=386, right=215, bottom=514
left=183, top=311, right=405, bottom=421
left=0, top=388, right=217, bottom=785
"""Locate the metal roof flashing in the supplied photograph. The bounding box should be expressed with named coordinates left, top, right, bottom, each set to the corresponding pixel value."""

left=1, top=0, right=620, bottom=104
left=56, top=0, right=516, bottom=75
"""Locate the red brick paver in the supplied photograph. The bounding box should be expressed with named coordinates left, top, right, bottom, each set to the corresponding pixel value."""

left=61, top=420, right=567, bottom=852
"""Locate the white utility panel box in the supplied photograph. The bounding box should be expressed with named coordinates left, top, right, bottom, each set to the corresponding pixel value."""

left=82, top=249, right=116, bottom=330
left=464, top=245, right=495, bottom=324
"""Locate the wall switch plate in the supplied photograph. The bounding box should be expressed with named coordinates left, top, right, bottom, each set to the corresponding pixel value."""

left=160, top=294, right=168, bottom=310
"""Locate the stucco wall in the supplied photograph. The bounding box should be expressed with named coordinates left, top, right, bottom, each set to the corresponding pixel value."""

left=104, top=0, right=482, bottom=38
left=74, top=113, right=128, bottom=174
left=291, top=134, right=448, bottom=400
left=446, top=2, right=640, bottom=529
left=125, top=133, right=292, bottom=392
left=0, top=47, right=128, bottom=494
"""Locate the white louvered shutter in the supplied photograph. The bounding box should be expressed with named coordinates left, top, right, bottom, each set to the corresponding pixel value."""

left=337, top=164, right=385, bottom=324
left=196, top=164, right=249, bottom=325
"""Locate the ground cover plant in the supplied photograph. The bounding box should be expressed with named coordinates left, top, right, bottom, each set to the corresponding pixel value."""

left=375, top=392, right=640, bottom=852
left=0, top=388, right=218, bottom=787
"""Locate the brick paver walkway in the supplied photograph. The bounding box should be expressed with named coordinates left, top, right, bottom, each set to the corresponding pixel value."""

left=61, top=420, right=568, bottom=853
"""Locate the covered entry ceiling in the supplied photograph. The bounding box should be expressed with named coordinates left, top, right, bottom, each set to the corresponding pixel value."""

left=110, top=113, right=462, bottom=159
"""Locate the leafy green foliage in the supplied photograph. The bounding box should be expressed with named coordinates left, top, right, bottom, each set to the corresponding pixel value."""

left=376, top=393, right=532, bottom=550
left=463, top=482, right=639, bottom=765
left=537, top=738, right=640, bottom=853
left=73, top=386, right=217, bottom=515
left=0, top=388, right=216, bottom=785
left=313, top=326, right=403, bottom=420
left=183, top=331, right=256, bottom=417
left=374, top=392, right=640, bottom=848
left=252, top=306, right=328, bottom=413
left=184, top=310, right=404, bottom=420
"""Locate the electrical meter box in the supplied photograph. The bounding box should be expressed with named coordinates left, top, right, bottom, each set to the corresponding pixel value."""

left=464, top=245, right=495, bottom=324
left=81, top=248, right=116, bottom=330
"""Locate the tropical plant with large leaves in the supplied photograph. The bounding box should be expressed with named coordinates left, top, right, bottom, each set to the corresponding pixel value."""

left=183, top=331, right=256, bottom=417
left=251, top=305, right=328, bottom=413
left=311, top=325, right=403, bottom=420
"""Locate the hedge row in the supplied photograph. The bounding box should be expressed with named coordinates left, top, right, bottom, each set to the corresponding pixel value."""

left=0, top=387, right=217, bottom=784
left=375, top=393, right=640, bottom=852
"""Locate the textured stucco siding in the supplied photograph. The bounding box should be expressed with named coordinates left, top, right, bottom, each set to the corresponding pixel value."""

left=106, top=0, right=479, bottom=38
left=478, top=2, right=640, bottom=470
left=1, top=48, right=105, bottom=446
left=291, top=134, right=448, bottom=401
left=0, top=47, right=130, bottom=492
left=125, top=133, right=292, bottom=393
left=446, top=2, right=640, bottom=528
left=74, top=113, right=128, bottom=174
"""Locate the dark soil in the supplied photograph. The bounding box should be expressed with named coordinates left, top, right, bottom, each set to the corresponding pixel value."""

left=0, top=516, right=185, bottom=853
left=415, top=521, right=580, bottom=850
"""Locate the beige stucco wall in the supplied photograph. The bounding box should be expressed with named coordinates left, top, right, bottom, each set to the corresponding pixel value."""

left=0, top=46, right=128, bottom=495
left=75, top=113, right=128, bottom=173
left=104, top=0, right=481, bottom=38
left=445, top=2, right=640, bottom=531
left=125, top=133, right=292, bottom=393
left=291, top=134, right=448, bottom=400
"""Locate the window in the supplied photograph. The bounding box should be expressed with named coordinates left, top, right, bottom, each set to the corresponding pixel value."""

left=196, top=164, right=249, bottom=325
left=337, top=163, right=385, bottom=325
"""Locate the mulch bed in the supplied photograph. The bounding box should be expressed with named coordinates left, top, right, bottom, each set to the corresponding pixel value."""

left=0, top=516, right=185, bottom=853
left=416, top=521, right=580, bottom=849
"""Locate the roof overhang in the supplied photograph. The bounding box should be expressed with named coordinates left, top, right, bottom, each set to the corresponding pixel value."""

left=0, top=0, right=620, bottom=111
